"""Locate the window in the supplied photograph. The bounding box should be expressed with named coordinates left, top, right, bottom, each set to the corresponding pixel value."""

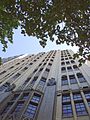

left=34, top=59, right=37, bottom=62
left=22, top=67, right=28, bottom=71
left=13, top=73, right=21, bottom=79
left=39, top=63, right=42, bottom=66
left=0, top=82, right=10, bottom=92
left=21, top=93, right=29, bottom=100
left=16, top=63, right=20, bottom=65
left=71, top=60, right=75, bottom=63
left=25, top=93, right=41, bottom=118
left=33, top=69, right=38, bottom=73
left=73, top=93, right=82, bottom=101
left=62, top=94, right=70, bottom=103
left=75, top=102, right=87, bottom=116
left=73, top=65, right=79, bottom=70
left=1, top=102, right=13, bottom=114
left=61, top=67, right=66, bottom=73
left=77, top=73, right=86, bottom=83
left=31, top=76, right=38, bottom=85
left=31, top=93, right=41, bottom=104
left=43, top=62, right=46, bottom=65
left=0, top=70, right=6, bottom=75
left=66, top=61, right=70, bottom=65
left=37, top=57, right=39, bottom=59
left=69, top=57, right=72, bottom=59
left=84, top=91, right=90, bottom=99
left=29, top=63, right=33, bottom=65
left=62, top=104, right=73, bottom=117
left=65, top=58, right=68, bottom=60
left=14, top=101, right=24, bottom=113
left=25, top=103, right=37, bottom=118
left=61, top=62, right=65, bottom=65
left=39, top=68, right=43, bottom=72
left=61, top=75, right=68, bottom=86
left=61, top=58, right=64, bottom=61
left=8, top=66, right=14, bottom=69
left=67, top=66, right=72, bottom=72
left=45, top=68, right=50, bottom=72
left=87, top=101, right=90, bottom=107
left=48, top=63, right=52, bottom=66
left=23, top=77, right=31, bottom=86
left=39, top=77, right=46, bottom=86
left=50, top=59, right=53, bottom=62
left=69, top=75, right=77, bottom=84
left=12, top=94, right=20, bottom=100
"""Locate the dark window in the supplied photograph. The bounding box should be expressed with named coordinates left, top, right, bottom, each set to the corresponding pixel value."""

left=71, top=60, right=75, bottom=63
left=48, top=63, right=52, bottom=66
left=39, top=68, right=43, bottom=72
left=50, top=59, right=53, bottom=62
left=67, top=66, right=72, bottom=72
left=0, top=82, right=10, bottom=92
left=14, top=101, right=24, bottom=113
left=37, top=57, right=39, bottom=59
left=31, top=76, right=38, bottom=85
left=33, top=69, right=38, bottom=73
left=29, top=63, right=33, bottom=65
left=65, top=58, right=68, bottom=60
left=66, top=61, right=70, bottom=65
left=77, top=73, right=86, bottom=83
left=1, top=102, right=13, bottom=114
left=34, top=59, right=37, bottom=62
left=69, top=75, right=77, bottom=84
left=69, top=57, right=72, bottom=59
left=61, top=67, right=66, bottom=73
left=23, top=77, right=31, bottom=86
left=45, top=68, right=50, bottom=72
left=61, top=58, right=64, bottom=61
left=61, top=75, right=68, bottom=86
left=12, top=94, right=20, bottom=100
left=16, top=63, right=20, bottom=65
left=62, top=94, right=70, bottom=103
left=8, top=66, right=14, bottom=69
left=73, top=65, right=79, bottom=70
left=75, top=102, right=87, bottom=116
left=73, top=93, right=82, bottom=101
left=0, top=71, right=6, bottom=75
left=61, top=62, right=65, bottom=65
left=43, top=62, right=46, bottom=65
left=39, top=63, right=42, bottom=66
left=62, top=104, right=73, bottom=117
left=22, top=67, right=28, bottom=71
left=13, top=73, right=21, bottom=79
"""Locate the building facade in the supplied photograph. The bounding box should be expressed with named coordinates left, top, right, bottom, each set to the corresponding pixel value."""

left=0, top=50, right=90, bottom=120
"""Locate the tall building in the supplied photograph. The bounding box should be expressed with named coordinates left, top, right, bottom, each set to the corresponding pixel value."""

left=0, top=50, right=90, bottom=120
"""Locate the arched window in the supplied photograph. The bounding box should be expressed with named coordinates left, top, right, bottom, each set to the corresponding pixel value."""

left=61, top=75, right=68, bottom=85
left=61, top=67, right=66, bottom=72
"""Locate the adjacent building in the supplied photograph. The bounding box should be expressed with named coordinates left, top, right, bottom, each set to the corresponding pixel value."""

left=0, top=50, right=90, bottom=120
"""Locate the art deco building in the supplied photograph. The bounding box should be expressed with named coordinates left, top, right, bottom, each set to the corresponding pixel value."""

left=0, top=50, right=90, bottom=120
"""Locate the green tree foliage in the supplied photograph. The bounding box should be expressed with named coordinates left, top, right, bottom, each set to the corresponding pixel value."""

left=0, top=0, right=90, bottom=64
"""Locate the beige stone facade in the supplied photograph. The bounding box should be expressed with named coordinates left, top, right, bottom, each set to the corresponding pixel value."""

left=0, top=50, right=90, bottom=120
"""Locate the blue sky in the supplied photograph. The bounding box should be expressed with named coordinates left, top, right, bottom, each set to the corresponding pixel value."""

left=0, top=28, right=78, bottom=58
